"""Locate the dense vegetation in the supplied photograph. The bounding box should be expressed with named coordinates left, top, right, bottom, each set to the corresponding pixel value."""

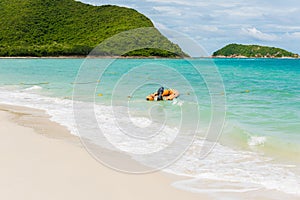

left=213, top=44, right=299, bottom=58
left=0, top=0, right=185, bottom=57
left=90, top=27, right=188, bottom=57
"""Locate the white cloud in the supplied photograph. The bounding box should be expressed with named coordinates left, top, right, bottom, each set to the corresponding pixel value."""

left=285, top=32, right=300, bottom=39
left=213, top=7, right=264, bottom=18
left=145, top=0, right=247, bottom=8
left=242, top=27, right=279, bottom=41
left=199, top=25, right=219, bottom=32
left=145, top=0, right=208, bottom=7
left=290, top=32, right=300, bottom=38
left=265, top=25, right=300, bottom=31
left=152, top=6, right=182, bottom=16
left=80, top=0, right=300, bottom=54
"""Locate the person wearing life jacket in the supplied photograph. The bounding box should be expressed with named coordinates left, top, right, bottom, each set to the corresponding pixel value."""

left=157, top=86, right=164, bottom=101
left=146, top=87, right=179, bottom=101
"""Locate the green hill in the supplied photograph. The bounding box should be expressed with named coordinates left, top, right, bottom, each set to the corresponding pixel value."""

left=213, top=44, right=299, bottom=58
left=0, top=0, right=186, bottom=57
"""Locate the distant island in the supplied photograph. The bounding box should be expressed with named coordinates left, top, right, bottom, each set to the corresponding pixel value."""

left=0, top=0, right=186, bottom=57
left=212, top=44, right=299, bottom=58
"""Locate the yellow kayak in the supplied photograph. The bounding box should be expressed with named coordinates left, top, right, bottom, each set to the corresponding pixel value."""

left=146, top=88, right=179, bottom=101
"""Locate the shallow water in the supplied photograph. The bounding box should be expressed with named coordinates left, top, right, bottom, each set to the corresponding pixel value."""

left=0, top=58, right=299, bottom=197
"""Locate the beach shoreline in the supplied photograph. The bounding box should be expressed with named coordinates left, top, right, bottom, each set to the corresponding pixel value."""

left=0, top=104, right=209, bottom=200
left=1, top=103, right=299, bottom=199
left=0, top=55, right=186, bottom=59
left=0, top=57, right=300, bottom=199
left=1, top=56, right=299, bottom=60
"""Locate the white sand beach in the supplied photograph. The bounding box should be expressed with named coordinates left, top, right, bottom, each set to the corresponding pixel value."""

left=0, top=104, right=209, bottom=200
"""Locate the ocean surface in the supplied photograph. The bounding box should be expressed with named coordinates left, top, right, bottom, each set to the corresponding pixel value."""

left=0, top=58, right=299, bottom=198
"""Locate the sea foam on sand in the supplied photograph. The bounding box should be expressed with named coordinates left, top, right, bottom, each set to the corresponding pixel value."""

left=0, top=87, right=300, bottom=198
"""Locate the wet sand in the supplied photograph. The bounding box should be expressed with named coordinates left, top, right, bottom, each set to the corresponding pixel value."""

left=0, top=104, right=208, bottom=200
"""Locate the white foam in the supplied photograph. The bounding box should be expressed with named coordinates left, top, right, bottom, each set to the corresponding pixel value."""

left=23, top=85, right=43, bottom=91
left=172, top=98, right=184, bottom=106
left=165, top=139, right=300, bottom=196
left=248, top=136, right=266, bottom=146
left=130, top=116, right=152, bottom=128
left=0, top=87, right=179, bottom=155
left=1, top=87, right=300, bottom=196
left=0, top=88, right=77, bottom=135
left=94, top=104, right=179, bottom=154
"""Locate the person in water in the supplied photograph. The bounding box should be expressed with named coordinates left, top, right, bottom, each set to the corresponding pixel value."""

left=157, top=86, right=164, bottom=101
left=146, top=87, right=179, bottom=101
left=146, top=87, right=164, bottom=101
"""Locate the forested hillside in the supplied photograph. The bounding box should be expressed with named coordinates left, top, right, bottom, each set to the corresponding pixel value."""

left=0, top=0, right=185, bottom=57
left=213, top=44, right=298, bottom=58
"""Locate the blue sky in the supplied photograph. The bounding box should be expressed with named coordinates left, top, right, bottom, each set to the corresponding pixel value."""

left=81, top=0, right=300, bottom=56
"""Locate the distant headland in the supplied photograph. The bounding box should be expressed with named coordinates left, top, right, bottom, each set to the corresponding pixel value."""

left=0, top=0, right=186, bottom=58
left=212, top=44, right=299, bottom=58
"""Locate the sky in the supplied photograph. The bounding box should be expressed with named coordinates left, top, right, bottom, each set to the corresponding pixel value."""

left=81, top=0, right=300, bottom=57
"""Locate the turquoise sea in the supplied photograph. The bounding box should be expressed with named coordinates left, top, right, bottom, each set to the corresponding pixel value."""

left=0, top=58, right=299, bottom=197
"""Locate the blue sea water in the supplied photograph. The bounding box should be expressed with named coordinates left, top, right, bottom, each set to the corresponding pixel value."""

left=0, top=58, right=299, bottom=196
